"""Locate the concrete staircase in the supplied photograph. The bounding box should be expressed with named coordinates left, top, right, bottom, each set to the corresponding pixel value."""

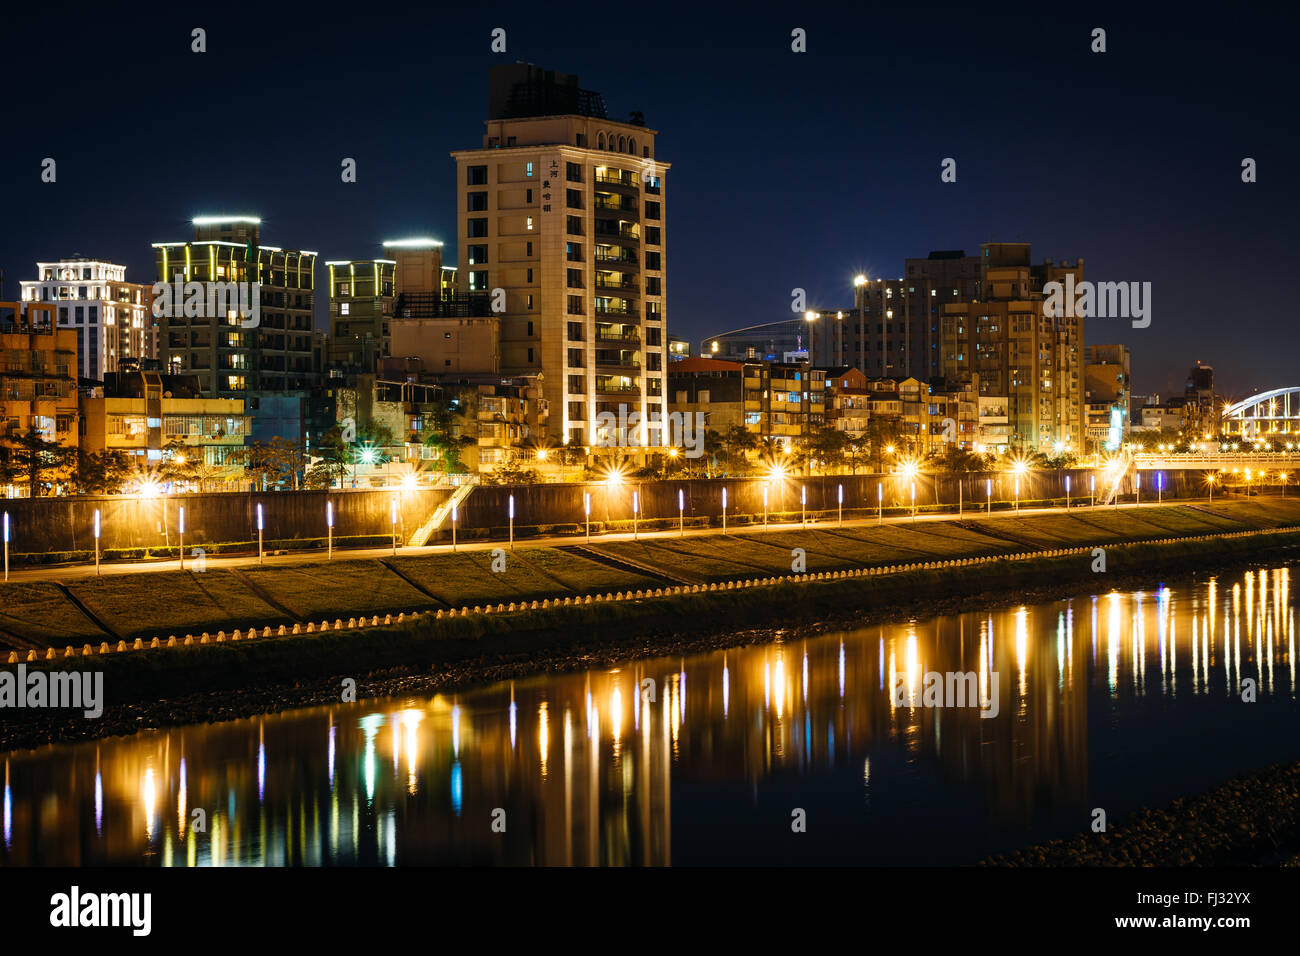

left=408, top=482, right=476, bottom=547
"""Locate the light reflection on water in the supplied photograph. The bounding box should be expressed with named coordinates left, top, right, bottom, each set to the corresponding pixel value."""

left=2, top=567, right=1298, bottom=866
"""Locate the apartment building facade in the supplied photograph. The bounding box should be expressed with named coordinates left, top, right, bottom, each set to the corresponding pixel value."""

left=450, top=64, right=669, bottom=454
left=153, top=216, right=318, bottom=399
left=19, top=258, right=154, bottom=381
left=80, top=370, right=248, bottom=465
left=326, top=258, right=396, bottom=373
left=1, top=301, right=79, bottom=489
left=939, top=242, right=1085, bottom=451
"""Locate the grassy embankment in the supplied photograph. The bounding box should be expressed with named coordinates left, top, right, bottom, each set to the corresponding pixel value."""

left=0, top=498, right=1295, bottom=649
left=3, top=499, right=1300, bottom=656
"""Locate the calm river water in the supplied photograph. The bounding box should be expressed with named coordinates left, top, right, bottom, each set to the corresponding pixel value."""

left=3, top=566, right=1299, bottom=866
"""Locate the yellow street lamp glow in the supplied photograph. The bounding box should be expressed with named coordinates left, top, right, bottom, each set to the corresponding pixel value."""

left=668, top=447, right=679, bottom=458
left=767, top=464, right=788, bottom=482
left=536, top=448, right=548, bottom=462
left=854, top=274, right=868, bottom=287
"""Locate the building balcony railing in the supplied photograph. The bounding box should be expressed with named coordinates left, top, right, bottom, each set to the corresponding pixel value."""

left=595, top=277, right=638, bottom=291
left=594, top=169, right=639, bottom=188
left=594, top=252, right=639, bottom=268
left=594, top=304, right=636, bottom=317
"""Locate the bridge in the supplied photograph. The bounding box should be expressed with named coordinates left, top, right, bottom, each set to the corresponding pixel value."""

left=1132, top=453, right=1300, bottom=471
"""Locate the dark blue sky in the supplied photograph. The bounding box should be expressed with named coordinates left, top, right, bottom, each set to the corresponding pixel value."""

left=3, top=1, right=1295, bottom=400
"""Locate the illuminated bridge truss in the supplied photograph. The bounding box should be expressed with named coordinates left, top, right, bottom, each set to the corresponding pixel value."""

left=1221, top=387, right=1300, bottom=444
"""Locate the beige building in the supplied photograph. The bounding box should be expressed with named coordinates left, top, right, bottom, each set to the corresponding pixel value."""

left=450, top=63, right=669, bottom=453
left=940, top=242, right=1084, bottom=451
left=388, top=316, right=500, bottom=374
left=1, top=302, right=79, bottom=492
left=80, top=370, right=248, bottom=466
left=20, top=258, right=155, bottom=381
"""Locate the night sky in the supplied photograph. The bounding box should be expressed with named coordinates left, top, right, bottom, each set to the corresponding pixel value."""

left=3, top=1, right=1295, bottom=400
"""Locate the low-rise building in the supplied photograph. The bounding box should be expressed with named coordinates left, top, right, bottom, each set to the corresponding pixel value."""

left=80, top=370, right=248, bottom=467
left=1, top=301, right=79, bottom=492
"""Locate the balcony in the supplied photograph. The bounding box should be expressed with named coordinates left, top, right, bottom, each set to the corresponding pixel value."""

left=595, top=275, right=638, bottom=292
left=594, top=248, right=639, bottom=269
left=595, top=324, right=640, bottom=344
left=594, top=168, right=639, bottom=188
left=593, top=221, right=640, bottom=241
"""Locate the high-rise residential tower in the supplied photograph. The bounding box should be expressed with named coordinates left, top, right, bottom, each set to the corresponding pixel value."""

left=939, top=242, right=1085, bottom=451
left=152, top=215, right=318, bottom=399
left=19, top=258, right=155, bottom=381
left=450, top=64, right=669, bottom=451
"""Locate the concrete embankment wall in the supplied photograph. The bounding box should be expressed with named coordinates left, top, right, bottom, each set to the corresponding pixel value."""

left=0, top=468, right=1210, bottom=554
left=2, top=487, right=451, bottom=553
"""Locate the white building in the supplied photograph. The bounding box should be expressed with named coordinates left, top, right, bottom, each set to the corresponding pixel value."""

left=19, top=258, right=155, bottom=381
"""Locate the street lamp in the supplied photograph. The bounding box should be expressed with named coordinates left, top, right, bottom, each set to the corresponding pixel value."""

left=257, top=502, right=264, bottom=564
left=326, top=500, right=333, bottom=560
left=451, top=500, right=458, bottom=551
left=94, top=509, right=101, bottom=576
left=508, top=494, right=515, bottom=550
left=801, top=485, right=807, bottom=527
left=854, top=274, right=867, bottom=373
left=391, top=497, right=398, bottom=555
left=763, top=484, right=769, bottom=527
left=2, top=512, right=7, bottom=582
left=633, top=489, right=639, bottom=540
left=721, top=486, right=728, bottom=535
left=179, top=505, right=186, bottom=570
left=678, top=488, right=685, bottom=537
left=837, top=483, right=843, bottom=526
left=585, top=491, right=592, bottom=542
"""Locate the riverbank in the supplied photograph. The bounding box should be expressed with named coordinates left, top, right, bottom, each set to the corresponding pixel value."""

left=982, top=759, right=1300, bottom=866
left=4, top=520, right=1300, bottom=752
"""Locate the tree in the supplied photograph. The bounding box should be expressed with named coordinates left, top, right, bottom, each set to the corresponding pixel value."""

left=719, top=424, right=758, bottom=475
left=7, top=427, right=76, bottom=496
left=487, top=455, right=540, bottom=485
left=73, top=450, right=131, bottom=495
left=422, top=397, right=474, bottom=477
left=808, top=424, right=850, bottom=475
left=244, top=436, right=308, bottom=491
left=867, top=418, right=904, bottom=473
left=308, top=426, right=351, bottom=489
left=926, top=445, right=985, bottom=474
left=845, top=440, right=871, bottom=476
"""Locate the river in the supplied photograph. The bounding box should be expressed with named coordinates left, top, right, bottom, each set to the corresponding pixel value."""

left=3, top=566, right=1298, bottom=865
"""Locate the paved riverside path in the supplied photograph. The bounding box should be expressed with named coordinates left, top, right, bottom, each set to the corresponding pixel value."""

left=2, top=498, right=1211, bottom=584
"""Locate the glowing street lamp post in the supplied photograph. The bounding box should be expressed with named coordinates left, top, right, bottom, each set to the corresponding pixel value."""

left=678, top=488, right=685, bottom=537
left=508, top=494, right=515, bottom=551
left=632, top=490, right=639, bottom=540
left=801, top=486, right=807, bottom=528
left=721, top=487, right=728, bottom=535
left=763, top=485, right=769, bottom=528
left=326, top=500, right=333, bottom=560
left=585, top=492, right=592, bottom=543
left=94, top=509, right=101, bottom=576
left=257, top=503, right=264, bottom=564
left=451, top=501, right=458, bottom=552
left=1065, top=475, right=1071, bottom=510
left=2, top=512, right=7, bottom=582
left=179, top=505, right=186, bottom=570
left=911, top=482, right=917, bottom=522
left=877, top=482, right=883, bottom=525
left=986, top=478, right=992, bottom=513
left=837, top=484, right=843, bottom=526
left=1090, top=474, right=1096, bottom=508
left=1157, top=472, right=1163, bottom=505
left=1135, top=473, right=1141, bottom=508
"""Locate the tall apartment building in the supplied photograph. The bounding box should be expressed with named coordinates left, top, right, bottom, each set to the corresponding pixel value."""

left=19, top=258, right=154, bottom=381
left=450, top=64, right=669, bottom=452
left=1084, top=344, right=1130, bottom=451
left=1, top=302, right=79, bottom=484
left=806, top=250, right=983, bottom=379
left=326, top=258, right=396, bottom=372
left=152, top=216, right=318, bottom=399
left=939, top=242, right=1085, bottom=451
